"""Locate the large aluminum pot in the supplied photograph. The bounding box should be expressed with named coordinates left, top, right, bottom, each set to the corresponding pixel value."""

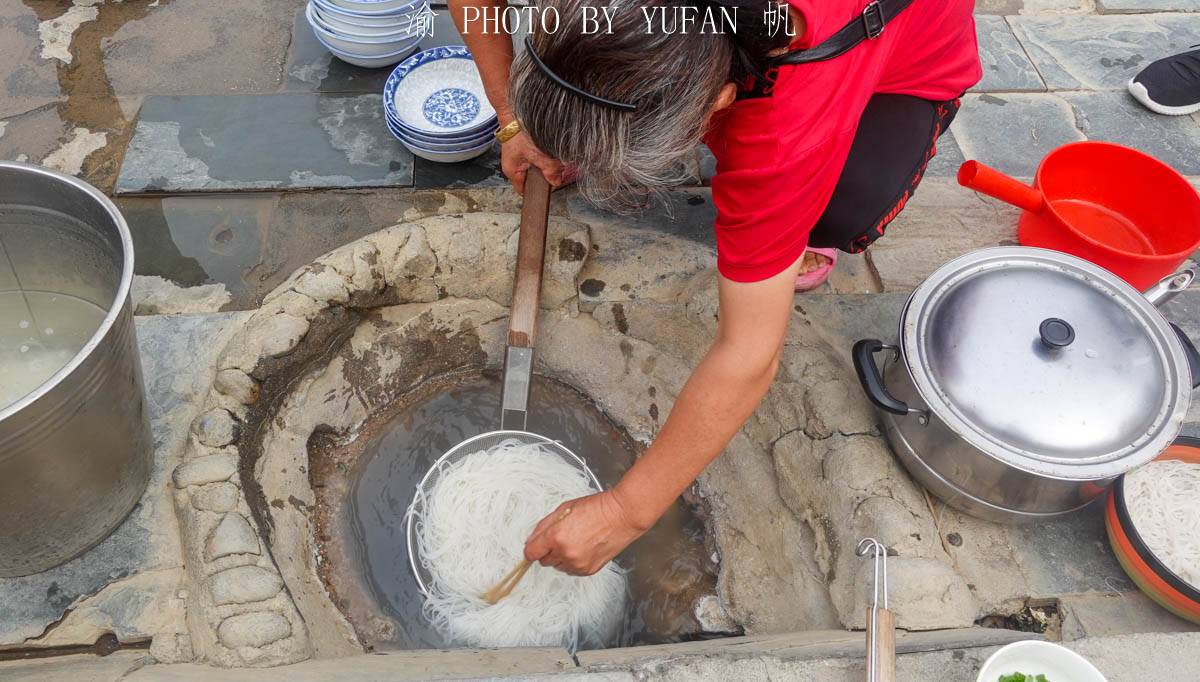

left=0, top=162, right=151, bottom=576
left=853, top=247, right=1199, bottom=523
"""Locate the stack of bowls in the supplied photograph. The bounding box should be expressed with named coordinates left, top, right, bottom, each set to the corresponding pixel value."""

left=306, top=0, right=430, bottom=68
left=382, top=46, right=498, bottom=163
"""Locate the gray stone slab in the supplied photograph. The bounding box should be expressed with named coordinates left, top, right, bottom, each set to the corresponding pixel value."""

left=0, top=312, right=246, bottom=647
left=1012, top=505, right=1131, bottom=596
left=117, top=194, right=280, bottom=303
left=974, top=0, right=1026, bottom=13
left=974, top=16, right=1045, bottom=92
left=1061, top=592, right=1198, bottom=641
left=573, top=632, right=1200, bottom=682
left=1064, top=91, right=1200, bottom=175
left=99, top=0, right=300, bottom=98
left=127, top=647, right=576, bottom=681
left=116, top=94, right=414, bottom=193
left=578, top=628, right=1034, bottom=668
left=926, top=128, right=967, bottom=177
left=0, top=651, right=152, bottom=682
left=952, top=93, right=1085, bottom=177
left=1098, top=0, right=1200, bottom=12
left=0, top=96, right=135, bottom=194
left=1010, top=14, right=1198, bottom=90
left=285, top=8, right=395, bottom=94
left=0, top=5, right=62, bottom=114
left=566, top=188, right=717, bottom=247
left=867, top=176, right=1023, bottom=293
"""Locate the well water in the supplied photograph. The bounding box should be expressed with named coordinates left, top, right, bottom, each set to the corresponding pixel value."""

left=340, top=374, right=717, bottom=650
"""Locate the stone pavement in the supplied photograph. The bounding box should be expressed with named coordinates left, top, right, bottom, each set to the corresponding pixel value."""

left=2, top=0, right=1198, bottom=307
left=1, top=0, right=1199, bottom=678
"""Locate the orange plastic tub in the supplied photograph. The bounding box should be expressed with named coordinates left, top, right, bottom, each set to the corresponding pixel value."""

left=959, top=142, right=1200, bottom=290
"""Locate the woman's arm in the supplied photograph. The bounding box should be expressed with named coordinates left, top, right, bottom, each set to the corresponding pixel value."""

left=447, top=0, right=564, bottom=192
left=448, top=0, right=515, bottom=125
left=524, top=257, right=803, bottom=575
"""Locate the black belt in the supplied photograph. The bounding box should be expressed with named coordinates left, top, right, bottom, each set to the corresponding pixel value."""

left=769, top=0, right=916, bottom=67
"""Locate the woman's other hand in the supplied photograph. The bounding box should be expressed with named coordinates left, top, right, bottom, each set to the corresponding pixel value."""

left=523, top=488, right=648, bottom=576
left=501, top=130, right=568, bottom=194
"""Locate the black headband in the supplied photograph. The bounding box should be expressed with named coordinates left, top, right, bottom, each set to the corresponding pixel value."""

left=523, top=37, right=638, bottom=112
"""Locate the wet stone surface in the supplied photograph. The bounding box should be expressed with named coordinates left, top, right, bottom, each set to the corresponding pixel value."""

left=0, top=6, right=60, bottom=117
left=0, top=312, right=245, bottom=647
left=413, top=146, right=504, bottom=187
left=119, top=189, right=533, bottom=310
left=117, top=193, right=278, bottom=296
left=566, top=190, right=718, bottom=248
left=284, top=8, right=395, bottom=95
left=1009, top=14, right=1198, bottom=91
left=116, top=94, right=414, bottom=194
left=973, top=16, right=1046, bottom=93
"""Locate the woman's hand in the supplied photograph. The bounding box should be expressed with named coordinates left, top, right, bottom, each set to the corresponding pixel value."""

left=501, top=131, right=568, bottom=195
left=523, top=489, right=649, bottom=576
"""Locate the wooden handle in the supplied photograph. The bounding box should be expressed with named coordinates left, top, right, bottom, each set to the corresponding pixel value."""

left=508, top=167, right=552, bottom=348
left=865, top=607, right=896, bottom=682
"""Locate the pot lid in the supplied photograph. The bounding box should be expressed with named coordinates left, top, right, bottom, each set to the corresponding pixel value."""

left=902, top=247, right=1190, bottom=479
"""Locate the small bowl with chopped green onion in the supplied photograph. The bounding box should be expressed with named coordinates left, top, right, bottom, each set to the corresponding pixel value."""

left=976, top=641, right=1107, bottom=682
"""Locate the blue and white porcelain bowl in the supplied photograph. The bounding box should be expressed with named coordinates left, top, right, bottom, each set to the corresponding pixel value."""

left=312, top=0, right=426, bottom=26
left=313, top=31, right=421, bottom=68
left=383, top=47, right=497, bottom=136
left=398, top=135, right=495, bottom=163
left=327, top=0, right=424, bottom=14
left=383, top=97, right=496, bottom=140
left=313, top=4, right=427, bottom=36
left=307, top=4, right=424, bottom=57
left=385, top=116, right=494, bottom=151
left=385, top=112, right=496, bottom=146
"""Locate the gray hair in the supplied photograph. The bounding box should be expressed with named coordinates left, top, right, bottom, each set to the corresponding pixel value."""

left=510, top=0, right=735, bottom=208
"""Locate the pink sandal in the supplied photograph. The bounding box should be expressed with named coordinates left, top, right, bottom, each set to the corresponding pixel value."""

left=794, top=247, right=839, bottom=291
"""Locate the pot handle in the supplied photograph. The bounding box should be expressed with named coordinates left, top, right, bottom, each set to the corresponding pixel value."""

left=1143, top=265, right=1197, bottom=307
left=853, top=340, right=912, bottom=416
left=1170, top=323, right=1200, bottom=389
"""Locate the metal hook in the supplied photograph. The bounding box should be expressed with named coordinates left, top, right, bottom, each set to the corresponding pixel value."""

left=856, top=537, right=888, bottom=610
left=857, top=537, right=890, bottom=682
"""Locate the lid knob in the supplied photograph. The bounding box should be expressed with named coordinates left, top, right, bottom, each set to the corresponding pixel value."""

left=1039, top=318, right=1075, bottom=349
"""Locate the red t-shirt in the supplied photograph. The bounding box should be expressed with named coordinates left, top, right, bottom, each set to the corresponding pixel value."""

left=704, top=0, right=982, bottom=282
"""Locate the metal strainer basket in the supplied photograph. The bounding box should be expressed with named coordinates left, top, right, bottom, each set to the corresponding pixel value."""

left=403, top=169, right=599, bottom=598
left=404, top=429, right=601, bottom=596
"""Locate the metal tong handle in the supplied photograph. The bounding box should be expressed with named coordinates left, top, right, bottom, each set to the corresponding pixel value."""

left=858, top=538, right=895, bottom=682
left=500, top=168, right=552, bottom=431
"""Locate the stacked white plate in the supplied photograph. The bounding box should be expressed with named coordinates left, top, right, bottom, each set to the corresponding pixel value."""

left=306, top=0, right=430, bottom=68
left=383, top=46, right=498, bottom=163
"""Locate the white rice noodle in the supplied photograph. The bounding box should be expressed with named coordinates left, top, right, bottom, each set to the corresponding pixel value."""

left=1125, top=459, right=1200, bottom=588
left=409, top=438, right=627, bottom=651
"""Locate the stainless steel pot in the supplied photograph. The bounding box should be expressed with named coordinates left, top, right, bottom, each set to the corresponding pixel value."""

left=854, top=247, right=1199, bottom=522
left=0, top=162, right=151, bottom=576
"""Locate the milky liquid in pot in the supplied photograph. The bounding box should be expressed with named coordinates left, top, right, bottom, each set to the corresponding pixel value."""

left=0, top=209, right=109, bottom=412
left=344, top=374, right=714, bottom=650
